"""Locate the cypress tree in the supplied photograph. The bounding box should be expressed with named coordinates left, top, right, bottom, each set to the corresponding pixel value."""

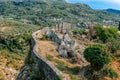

left=118, top=22, right=120, bottom=31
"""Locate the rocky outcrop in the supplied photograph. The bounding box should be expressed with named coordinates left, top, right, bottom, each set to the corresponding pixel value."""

left=47, top=30, right=61, bottom=44
left=47, top=30, right=75, bottom=58
left=16, top=28, right=66, bottom=80
left=57, top=33, right=75, bottom=58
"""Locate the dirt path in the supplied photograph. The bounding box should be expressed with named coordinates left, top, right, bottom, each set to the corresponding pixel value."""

left=0, top=27, right=11, bottom=31
left=37, top=40, right=59, bottom=57
left=37, top=40, right=71, bottom=80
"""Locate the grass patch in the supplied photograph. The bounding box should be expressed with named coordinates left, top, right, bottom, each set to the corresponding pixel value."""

left=58, top=75, right=63, bottom=80
left=70, top=74, right=82, bottom=80
left=46, top=54, right=54, bottom=61
left=54, top=59, right=82, bottom=80
left=41, top=34, right=49, bottom=40
left=46, top=55, right=83, bottom=80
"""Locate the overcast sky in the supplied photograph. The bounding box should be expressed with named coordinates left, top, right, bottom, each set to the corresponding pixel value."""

left=66, top=0, right=120, bottom=10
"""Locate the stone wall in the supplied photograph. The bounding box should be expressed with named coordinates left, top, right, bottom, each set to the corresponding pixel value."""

left=16, top=28, right=66, bottom=80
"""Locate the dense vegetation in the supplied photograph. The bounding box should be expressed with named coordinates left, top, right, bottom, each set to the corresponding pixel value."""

left=0, top=19, right=41, bottom=53
left=0, top=19, right=41, bottom=79
left=0, top=0, right=120, bottom=27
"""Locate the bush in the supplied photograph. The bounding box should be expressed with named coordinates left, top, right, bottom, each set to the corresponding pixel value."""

left=58, top=75, right=63, bottom=80
left=103, top=68, right=118, bottom=78
left=106, top=38, right=120, bottom=54
left=41, top=34, right=49, bottom=40
left=72, top=29, right=87, bottom=35
left=46, top=54, right=54, bottom=61
left=31, top=72, right=45, bottom=80
left=94, top=26, right=118, bottom=43
left=84, top=44, right=111, bottom=71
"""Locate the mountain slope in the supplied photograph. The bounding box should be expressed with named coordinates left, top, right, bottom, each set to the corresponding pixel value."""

left=0, top=0, right=120, bottom=27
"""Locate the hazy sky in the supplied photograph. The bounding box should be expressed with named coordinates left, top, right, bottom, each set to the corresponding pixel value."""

left=66, top=0, right=120, bottom=10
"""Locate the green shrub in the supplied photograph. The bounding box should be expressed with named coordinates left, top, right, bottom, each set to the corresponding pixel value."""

left=84, top=44, right=111, bottom=71
left=27, top=58, right=35, bottom=65
left=31, top=72, right=45, bottom=80
left=106, top=38, right=120, bottom=54
left=94, top=26, right=118, bottom=43
left=103, top=68, right=118, bottom=78
left=58, top=75, right=63, bottom=80
left=72, top=29, right=87, bottom=35
left=46, top=54, right=54, bottom=61
left=41, top=34, right=49, bottom=40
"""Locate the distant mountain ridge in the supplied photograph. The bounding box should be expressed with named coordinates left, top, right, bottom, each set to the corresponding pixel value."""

left=105, top=9, right=120, bottom=14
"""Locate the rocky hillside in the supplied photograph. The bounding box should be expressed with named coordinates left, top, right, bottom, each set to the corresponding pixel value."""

left=17, top=24, right=120, bottom=80
left=0, top=0, right=120, bottom=80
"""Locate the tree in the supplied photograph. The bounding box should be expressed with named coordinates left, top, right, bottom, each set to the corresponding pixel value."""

left=118, top=22, right=120, bottom=31
left=83, top=44, right=111, bottom=71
